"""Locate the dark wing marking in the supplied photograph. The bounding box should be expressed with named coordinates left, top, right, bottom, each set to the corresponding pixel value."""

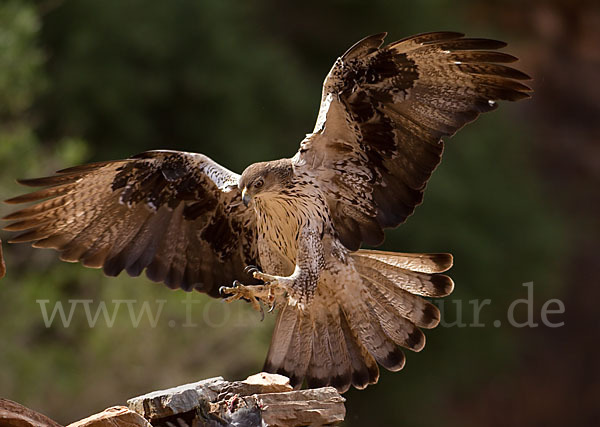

left=295, top=32, right=532, bottom=250
left=3, top=150, right=259, bottom=297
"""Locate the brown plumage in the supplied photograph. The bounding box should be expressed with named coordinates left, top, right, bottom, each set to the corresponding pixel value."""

left=299, top=31, right=530, bottom=250
left=3, top=32, right=531, bottom=392
left=4, top=151, right=260, bottom=296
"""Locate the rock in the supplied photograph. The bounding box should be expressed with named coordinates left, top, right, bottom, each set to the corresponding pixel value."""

left=127, top=373, right=346, bottom=426
left=215, top=373, right=293, bottom=401
left=0, top=398, right=63, bottom=427
left=126, top=373, right=292, bottom=420
left=127, top=376, right=227, bottom=420
left=209, top=386, right=346, bottom=426
left=67, top=406, right=151, bottom=427
left=241, top=372, right=293, bottom=394
left=256, top=387, right=346, bottom=427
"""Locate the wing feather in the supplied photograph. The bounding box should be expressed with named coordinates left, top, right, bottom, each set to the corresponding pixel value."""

left=3, top=150, right=258, bottom=297
left=295, top=32, right=531, bottom=250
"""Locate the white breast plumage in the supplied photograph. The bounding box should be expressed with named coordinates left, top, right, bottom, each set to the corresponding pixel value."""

left=254, top=186, right=329, bottom=269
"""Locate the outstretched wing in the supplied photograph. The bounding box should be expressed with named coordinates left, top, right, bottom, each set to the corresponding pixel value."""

left=294, top=32, right=532, bottom=250
left=3, top=150, right=258, bottom=297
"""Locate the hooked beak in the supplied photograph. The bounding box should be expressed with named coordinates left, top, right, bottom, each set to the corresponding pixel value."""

left=242, top=187, right=251, bottom=207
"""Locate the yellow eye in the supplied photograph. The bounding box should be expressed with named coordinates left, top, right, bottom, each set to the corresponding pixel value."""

left=254, top=179, right=264, bottom=189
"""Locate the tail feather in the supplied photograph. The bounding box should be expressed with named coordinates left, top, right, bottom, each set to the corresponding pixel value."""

left=324, top=309, right=353, bottom=391
left=263, top=249, right=453, bottom=392
left=306, top=299, right=335, bottom=388
left=263, top=304, right=298, bottom=372
left=339, top=307, right=380, bottom=389
left=362, top=279, right=426, bottom=351
left=356, top=249, right=453, bottom=274
left=354, top=250, right=454, bottom=297
left=281, top=310, right=313, bottom=388
left=355, top=262, right=440, bottom=328
left=338, top=283, right=406, bottom=372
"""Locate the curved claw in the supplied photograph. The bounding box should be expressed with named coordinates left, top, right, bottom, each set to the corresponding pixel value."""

left=219, top=280, right=241, bottom=298
left=244, top=265, right=260, bottom=275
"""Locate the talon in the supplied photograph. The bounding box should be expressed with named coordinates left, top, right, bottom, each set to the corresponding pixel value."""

left=232, top=280, right=241, bottom=287
left=244, top=265, right=260, bottom=275
left=219, top=286, right=228, bottom=296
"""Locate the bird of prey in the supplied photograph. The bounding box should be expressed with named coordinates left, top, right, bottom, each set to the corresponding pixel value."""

left=3, top=32, right=531, bottom=392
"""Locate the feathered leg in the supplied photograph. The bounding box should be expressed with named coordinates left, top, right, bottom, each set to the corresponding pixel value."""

left=220, top=229, right=325, bottom=309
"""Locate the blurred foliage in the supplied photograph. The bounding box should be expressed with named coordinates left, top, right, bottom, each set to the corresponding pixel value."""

left=0, top=1, right=44, bottom=116
left=0, top=0, right=573, bottom=426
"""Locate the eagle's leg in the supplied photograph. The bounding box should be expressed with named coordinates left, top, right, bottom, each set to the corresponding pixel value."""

left=221, top=229, right=323, bottom=309
left=251, top=228, right=324, bottom=307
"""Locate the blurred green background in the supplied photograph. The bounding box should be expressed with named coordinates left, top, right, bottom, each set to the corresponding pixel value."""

left=1, top=0, right=598, bottom=425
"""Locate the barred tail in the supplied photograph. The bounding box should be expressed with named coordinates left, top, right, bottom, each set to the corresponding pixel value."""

left=263, top=250, right=453, bottom=392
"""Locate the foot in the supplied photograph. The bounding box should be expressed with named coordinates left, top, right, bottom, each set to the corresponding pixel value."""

left=219, top=266, right=295, bottom=317
left=219, top=280, right=271, bottom=314
left=219, top=279, right=287, bottom=319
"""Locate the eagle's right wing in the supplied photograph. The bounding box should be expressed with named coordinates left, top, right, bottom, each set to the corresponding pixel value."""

left=294, top=32, right=531, bottom=251
left=3, top=150, right=259, bottom=297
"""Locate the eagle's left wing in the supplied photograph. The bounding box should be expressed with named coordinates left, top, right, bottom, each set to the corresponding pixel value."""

left=3, top=150, right=258, bottom=297
left=294, top=32, right=531, bottom=250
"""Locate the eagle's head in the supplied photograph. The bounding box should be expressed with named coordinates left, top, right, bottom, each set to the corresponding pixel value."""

left=239, top=159, right=293, bottom=207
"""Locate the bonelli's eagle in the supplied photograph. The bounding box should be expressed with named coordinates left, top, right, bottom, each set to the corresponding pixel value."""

left=4, top=33, right=530, bottom=391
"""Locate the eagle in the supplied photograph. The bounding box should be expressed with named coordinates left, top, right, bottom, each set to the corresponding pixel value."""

left=3, top=32, right=530, bottom=392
